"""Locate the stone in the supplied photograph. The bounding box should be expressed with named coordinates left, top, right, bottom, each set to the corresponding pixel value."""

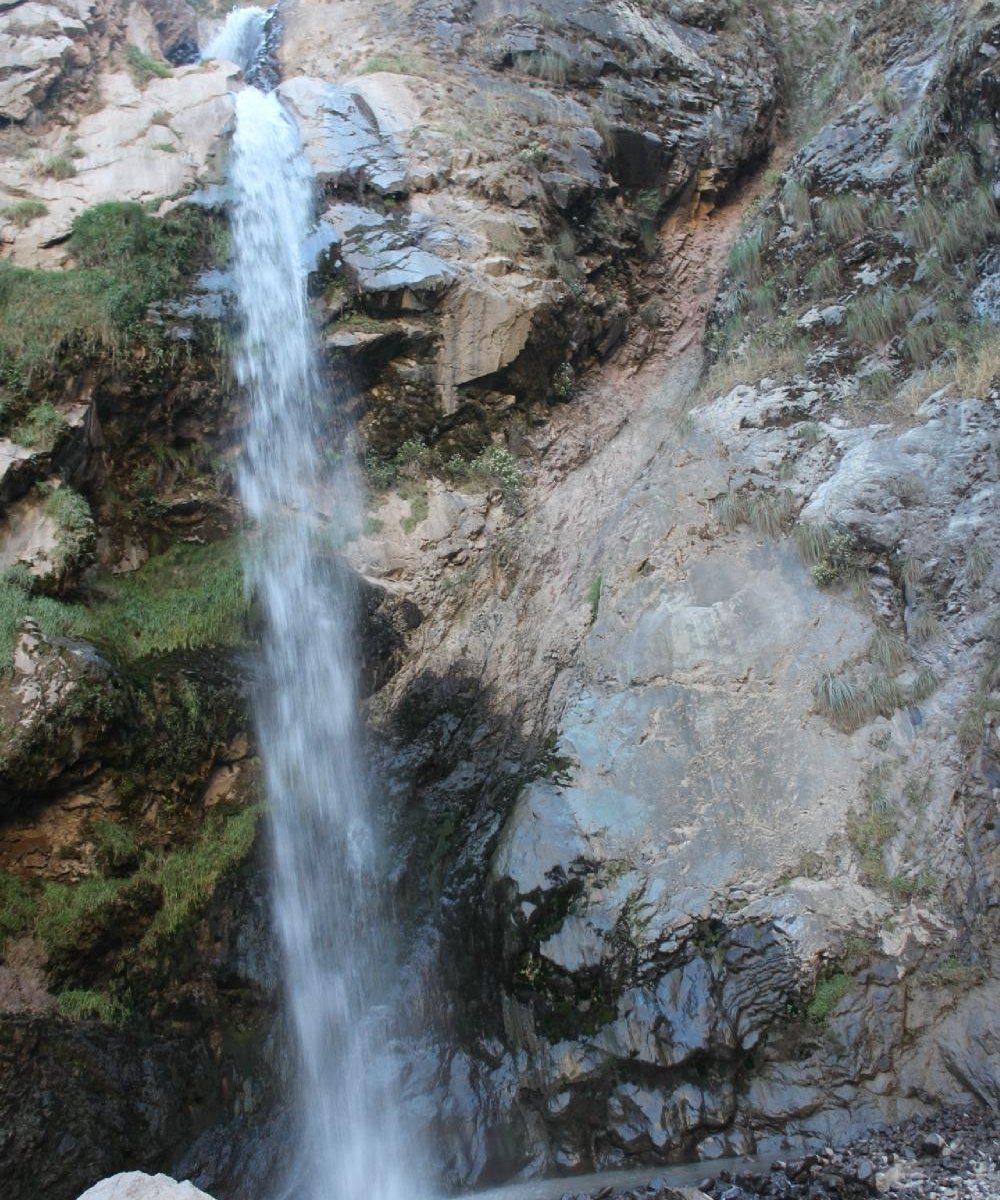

left=77, top=1171, right=217, bottom=1198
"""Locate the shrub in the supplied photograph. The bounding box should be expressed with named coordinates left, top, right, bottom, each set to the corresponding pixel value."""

left=90, top=819, right=140, bottom=874
left=587, top=574, right=602, bottom=624
left=967, top=542, right=992, bottom=585
left=807, top=971, right=851, bottom=1021
left=0, top=870, right=37, bottom=944
left=10, top=401, right=66, bottom=449
left=903, top=197, right=943, bottom=251
left=873, top=81, right=902, bottom=115
left=909, top=666, right=940, bottom=703
left=727, top=229, right=766, bottom=284
left=781, top=176, right=812, bottom=227
left=2, top=200, right=47, bottom=228
left=794, top=522, right=834, bottom=565
left=909, top=604, right=938, bottom=643
left=818, top=194, right=867, bottom=241
left=38, top=155, right=76, bottom=180
left=468, top=446, right=522, bottom=500
left=56, top=989, right=128, bottom=1024
left=809, top=530, right=863, bottom=586
left=804, top=255, right=840, bottom=299
left=124, top=44, right=172, bottom=84
left=868, top=625, right=907, bottom=672
left=814, top=672, right=867, bottom=728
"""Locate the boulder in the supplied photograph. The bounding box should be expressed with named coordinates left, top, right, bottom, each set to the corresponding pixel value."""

left=78, top=1174, right=217, bottom=1200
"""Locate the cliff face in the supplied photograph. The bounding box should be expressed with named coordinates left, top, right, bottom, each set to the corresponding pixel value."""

left=0, top=0, right=998, bottom=1197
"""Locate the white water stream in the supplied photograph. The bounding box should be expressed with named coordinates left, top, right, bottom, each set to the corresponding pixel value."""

left=209, top=14, right=418, bottom=1200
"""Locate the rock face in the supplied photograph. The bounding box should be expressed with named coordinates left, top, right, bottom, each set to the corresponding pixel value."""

left=1, top=0, right=999, bottom=1195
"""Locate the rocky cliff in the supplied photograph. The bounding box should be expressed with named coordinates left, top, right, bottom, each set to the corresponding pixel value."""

left=0, top=0, right=998, bottom=1197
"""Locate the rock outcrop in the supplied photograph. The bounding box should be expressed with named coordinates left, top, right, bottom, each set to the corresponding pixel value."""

left=78, top=1172, right=216, bottom=1199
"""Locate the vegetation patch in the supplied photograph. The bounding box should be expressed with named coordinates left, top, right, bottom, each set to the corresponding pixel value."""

left=806, top=970, right=852, bottom=1022
left=56, top=988, right=129, bottom=1024
left=124, top=44, right=172, bottom=84
left=84, top=538, right=250, bottom=659
left=2, top=200, right=47, bottom=229
left=0, top=200, right=212, bottom=393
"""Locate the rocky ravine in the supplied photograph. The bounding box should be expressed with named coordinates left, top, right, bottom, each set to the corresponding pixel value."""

left=0, top=0, right=998, bottom=1197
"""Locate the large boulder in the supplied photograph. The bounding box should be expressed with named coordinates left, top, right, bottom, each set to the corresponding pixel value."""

left=78, top=1174, right=216, bottom=1200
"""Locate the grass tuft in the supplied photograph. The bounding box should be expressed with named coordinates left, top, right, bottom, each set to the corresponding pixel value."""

left=3, top=200, right=48, bottom=229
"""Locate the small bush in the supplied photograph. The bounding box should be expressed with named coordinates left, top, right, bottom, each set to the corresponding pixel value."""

left=794, top=522, right=833, bottom=565
left=468, top=446, right=522, bottom=500
left=0, top=870, right=37, bottom=944
left=56, top=989, right=128, bottom=1024
left=909, top=666, right=940, bottom=703
left=38, top=155, right=77, bottom=180
left=909, top=604, right=938, bottom=643
left=967, top=542, right=992, bottom=585
left=90, top=820, right=140, bottom=874
left=139, top=807, right=260, bottom=950
left=807, top=971, right=852, bottom=1021
left=10, top=401, right=66, bottom=449
left=873, top=81, right=902, bottom=115
left=814, top=672, right=868, bottom=729
left=124, top=44, right=172, bottom=84
left=727, top=229, right=766, bottom=284
left=818, top=194, right=867, bottom=241
left=809, top=530, right=863, bottom=587
left=868, top=625, right=907, bottom=672
left=804, top=255, right=840, bottom=299
left=904, top=197, right=943, bottom=251
left=3, top=200, right=47, bottom=229
left=587, top=574, right=602, bottom=624
left=781, top=176, right=812, bottom=227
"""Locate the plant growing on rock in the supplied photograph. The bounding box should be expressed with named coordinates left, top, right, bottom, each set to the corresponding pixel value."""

left=56, top=989, right=129, bottom=1024
left=818, top=194, right=867, bottom=241
left=124, top=44, right=172, bottom=84
left=2, top=200, right=47, bottom=229
left=806, top=970, right=852, bottom=1022
left=10, top=401, right=66, bottom=449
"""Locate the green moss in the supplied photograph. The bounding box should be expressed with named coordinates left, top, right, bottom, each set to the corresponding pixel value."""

left=807, top=971, right=851, bottom=1021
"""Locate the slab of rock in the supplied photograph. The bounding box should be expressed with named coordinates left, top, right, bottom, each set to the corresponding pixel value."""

left=0, top=0, right=101, bottom=121
left=77, top=1172, right=217, bottom=1199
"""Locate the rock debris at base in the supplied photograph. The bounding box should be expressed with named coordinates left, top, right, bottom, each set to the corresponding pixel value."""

left=575, top=1111, right=1000, bottom=1200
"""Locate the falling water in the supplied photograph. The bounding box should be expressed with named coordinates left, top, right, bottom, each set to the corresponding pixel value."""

left=212, top=16, right=418, bottom=1200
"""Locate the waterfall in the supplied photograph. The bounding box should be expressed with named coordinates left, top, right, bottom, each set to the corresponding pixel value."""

left=214, top=17, right=419, bottom=1200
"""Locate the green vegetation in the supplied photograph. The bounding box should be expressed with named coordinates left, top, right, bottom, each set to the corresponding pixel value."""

left=807, top=970, right=852, bottom=1021
left=368, top=440, right=523, bottom=504
left=38, top=155, right=77, bottom=180
left=806, top=529, right=865, bottom=587
left=44, top=484, right=95, bottom=580
left=846, top=782, right=897, bottom=885
left=10, top=401, right=66, bottom=449
left=124, top=44, right=172, bottom=84
left=0, top=537, right=248, bottom=669
left=90, top=819, right=140, bottom=874
left=929, top=955, right=987, bottom=987
left=716, top=487, right=796, bottom=537
left=0, top=201, right=211, bottom=389
left=1, top=807, right=260, bottom=1008
left=139, top=806, right=260, bottom=950
left=85, top=538, right=250, bottom=658
left=587, top=574, right=603, bottom=624
left=399, top=482, right=429, bottom=534
left=0, top=869, right=37, bottom=943
left=360, top=53, right=434, bottom=77
left=868, top=625, right=907, bottom=672
left=818, top=194, right=867, bottom=241
left=2, top=200, right=47, bottom=229
left=56, top=988, right=129, bottom=1023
